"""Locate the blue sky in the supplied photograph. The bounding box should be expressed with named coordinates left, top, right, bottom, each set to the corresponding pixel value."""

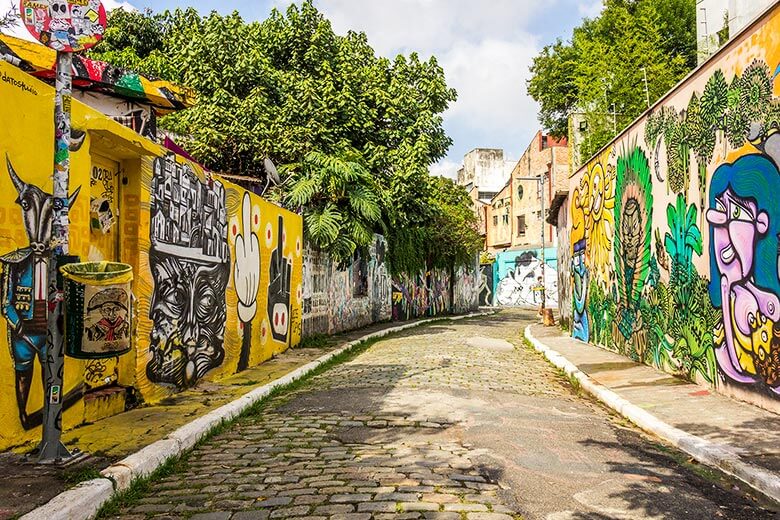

left=2, top=0, right=602, bottom=177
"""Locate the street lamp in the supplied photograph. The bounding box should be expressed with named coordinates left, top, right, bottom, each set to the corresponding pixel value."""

left=516, top=172, right=548, bottom=311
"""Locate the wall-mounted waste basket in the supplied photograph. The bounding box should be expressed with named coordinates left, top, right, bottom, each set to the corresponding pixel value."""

left=61, top=261, right=133, bottom=359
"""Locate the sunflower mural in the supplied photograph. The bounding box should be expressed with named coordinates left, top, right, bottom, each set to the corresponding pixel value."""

left=582, top=148, right=616, bottom=286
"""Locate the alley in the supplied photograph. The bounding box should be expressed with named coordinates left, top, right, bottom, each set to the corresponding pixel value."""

left=110, top=310, right=769, bottom=520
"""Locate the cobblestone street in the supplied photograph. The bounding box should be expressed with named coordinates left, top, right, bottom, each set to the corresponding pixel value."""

left=111, top=310, right=772, bottom=520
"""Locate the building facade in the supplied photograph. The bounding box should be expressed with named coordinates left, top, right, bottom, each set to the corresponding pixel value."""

left=485, top=132, right=568, bottom=255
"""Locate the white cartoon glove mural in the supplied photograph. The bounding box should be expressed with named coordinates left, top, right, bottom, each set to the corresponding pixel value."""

left=233, top=192, right=261, bottom=371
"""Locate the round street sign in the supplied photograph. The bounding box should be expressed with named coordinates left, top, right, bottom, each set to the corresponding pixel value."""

left=20, top=0, right=107, bottom=52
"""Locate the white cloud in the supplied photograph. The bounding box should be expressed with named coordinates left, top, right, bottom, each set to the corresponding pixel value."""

left=429, top=159, right=460, bottom=180
left=578, top=0, right=603, bottom=18
left=275, top=0, right=549, bottom=168
left=439, top=37, right=539, bottom=134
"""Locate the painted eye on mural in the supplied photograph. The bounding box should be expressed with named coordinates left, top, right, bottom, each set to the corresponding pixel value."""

left=197, top=292, right=217, bottom=319
left=162, top=286, right=185, bottom=314
left=20, top=199, right=30, bottom=210
left=730, top=200, right=752, bottom=222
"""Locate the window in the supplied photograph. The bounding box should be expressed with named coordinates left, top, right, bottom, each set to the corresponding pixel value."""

left=502, top=214, right=509, bottom=225
left=493, top=215, right=498, bottom=226
left=517, top=215, right=526, bottom=237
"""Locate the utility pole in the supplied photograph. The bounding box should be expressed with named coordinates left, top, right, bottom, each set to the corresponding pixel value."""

left=38, top=50, right=75, bottom=462
left=610, top=103, right=617, bottom=134
left=20, top=0, right=107, bottom=464
left=700, top=7, right=710, bottom=58
left=516, top=173, right=547, bottom=310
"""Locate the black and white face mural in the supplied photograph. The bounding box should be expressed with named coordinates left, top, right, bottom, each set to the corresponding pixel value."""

left=147, top=153, right=230, bottom=388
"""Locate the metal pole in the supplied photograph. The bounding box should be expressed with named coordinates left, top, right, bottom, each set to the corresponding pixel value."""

left=611, top=103, right=617, bottom=134
left=540, top=173, right=545, bottom=311
left=642, top=67, right=650, bottom=108
left=38, top=51, right=74, bottom=463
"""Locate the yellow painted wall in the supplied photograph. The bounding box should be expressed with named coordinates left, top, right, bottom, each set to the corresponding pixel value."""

left=134, top=152, right=303, bottom=403
left=0, top=60, right=302, bottom=450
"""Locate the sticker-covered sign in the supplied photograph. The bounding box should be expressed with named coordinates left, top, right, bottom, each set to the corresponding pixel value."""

left=20, top=0, right=107, bottom=52
left=81, top=284, right=131, bottom=355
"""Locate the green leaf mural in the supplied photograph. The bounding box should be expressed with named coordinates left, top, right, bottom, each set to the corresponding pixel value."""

left=647, top=60, right=777, bottom=195
left=613, top=146, right=653, bottom=344
left=664, top=194, right=702, bottom=285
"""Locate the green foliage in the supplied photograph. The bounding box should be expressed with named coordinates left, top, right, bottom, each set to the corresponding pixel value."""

left=282, top=151, right=381, bottom=265
left=89, top=2, right=482, bottom=272
left=528, top=0, right=696, bottom=160
left=386, top=176, right=483, bottom=276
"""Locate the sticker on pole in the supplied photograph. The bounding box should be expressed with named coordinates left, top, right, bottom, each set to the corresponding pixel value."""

left=20, top=0, right=107, bottom=52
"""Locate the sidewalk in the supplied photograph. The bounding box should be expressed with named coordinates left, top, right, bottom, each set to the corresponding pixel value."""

left=526, top=324, right=780, bottom=504
left=0, top=317, right=439, bottom=520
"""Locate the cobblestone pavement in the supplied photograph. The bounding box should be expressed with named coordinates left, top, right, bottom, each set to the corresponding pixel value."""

left=112, top=310, right=775, bottom=520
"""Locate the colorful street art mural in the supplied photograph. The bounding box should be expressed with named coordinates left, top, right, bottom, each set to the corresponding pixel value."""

left=0, top=57, right=302, bottom=450
left=147, top=153, right=231, bottom=388
left=478, top=263, right=493, bottom=307
left=568, top=4, right=780, bottom=408
left=493, top=248, right=558, bottom=307
left=138, top=153, right=302, bottom=399
left=301, top=235, right=392, bottom=337
left=0, top=59, right=95, bottom=449
left=391, top=269, right=451, bottom=321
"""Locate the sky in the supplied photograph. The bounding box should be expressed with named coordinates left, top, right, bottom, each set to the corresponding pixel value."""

left=1, top=0, right=602, bottom=178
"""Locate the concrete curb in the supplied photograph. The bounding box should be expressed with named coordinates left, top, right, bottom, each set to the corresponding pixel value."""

left=524, top=325, right=780, bottom=505
left=21, top=311, right=493, bottom=520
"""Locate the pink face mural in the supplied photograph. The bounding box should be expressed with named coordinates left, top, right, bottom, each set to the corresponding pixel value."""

left=708, top=155, right=780, bottom=393
left=708, top=189, right=770, bottom=284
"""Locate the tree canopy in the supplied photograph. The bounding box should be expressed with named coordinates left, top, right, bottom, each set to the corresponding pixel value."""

left=89, top=2, right=481, bottom=272
left=527, top=0, right=696, bottom=161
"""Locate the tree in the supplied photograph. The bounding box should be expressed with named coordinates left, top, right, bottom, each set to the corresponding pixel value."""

left=1, top=4, right=19, bottom=30
left=282, top=150, right=382, bottom=265
left=386, top=176, right=483, bottom=276
left=527, top=0, right=696, bottom=161
left=89, top=2, right=473, bottom=271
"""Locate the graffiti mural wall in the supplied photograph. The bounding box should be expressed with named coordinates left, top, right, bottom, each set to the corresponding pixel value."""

left=301, top=235, right=391, bottom=337
left=556, top=201, right=572, bottom=326
left=0, top=59, right=95, bottom=449
left=493, top=248, right=558, bottom=307
left=137, top=153, right=302, bottom=400
left=452, top=257, right=480, bottom=314
left=567, top=3, right=780, bottom=409
left=0, top=56, right=303, bottom=450
left=479, top=263, right=494, bottom=306
left=392, top=268, right=452, bottom=321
